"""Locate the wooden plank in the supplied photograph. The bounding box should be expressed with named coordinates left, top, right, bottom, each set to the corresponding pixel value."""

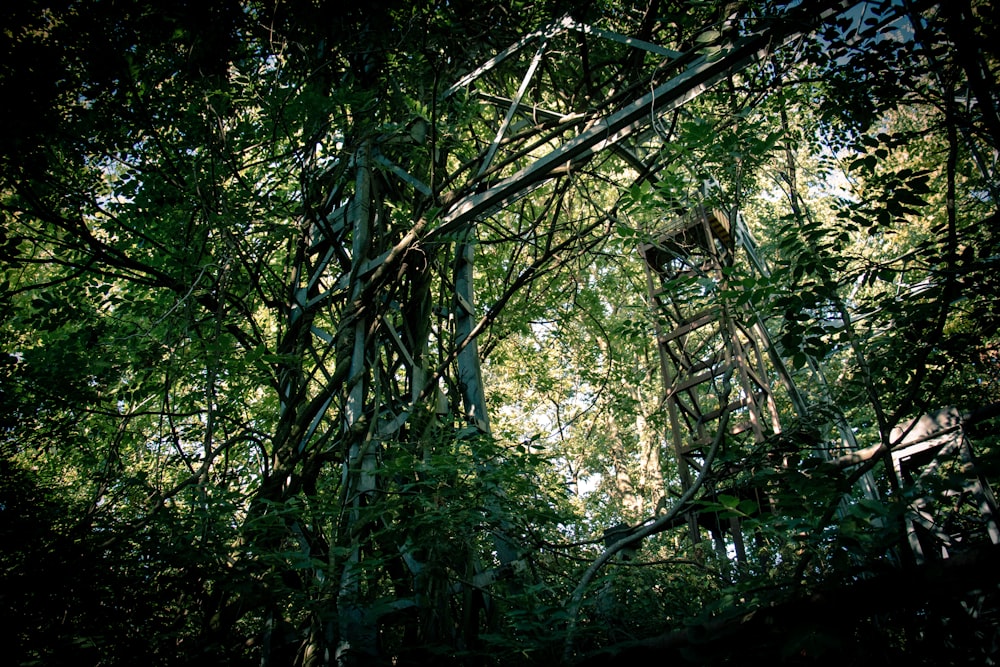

left=670, top=362, right=732, bottom=394
left=657, top=308, right=719, bottom=343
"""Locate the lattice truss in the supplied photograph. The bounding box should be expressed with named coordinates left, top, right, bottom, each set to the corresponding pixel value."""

left=288, top=0, right=861, bottom=448
left=640, top=208, right=783, bottom=494
left=255, top=11, right=1000, bottom=652
left=271, top=0, right=998, bottom=580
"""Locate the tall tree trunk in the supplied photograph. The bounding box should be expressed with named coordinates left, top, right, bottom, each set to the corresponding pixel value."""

left=633, top=384, right=665, bottom=514
left=606, top=411, right=643, bottom=518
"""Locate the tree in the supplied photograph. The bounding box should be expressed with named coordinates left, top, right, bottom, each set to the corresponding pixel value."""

left=2, top=0, right=999, bottom=665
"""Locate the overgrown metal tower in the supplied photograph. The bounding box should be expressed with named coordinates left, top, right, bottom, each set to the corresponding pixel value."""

left=641, top=208, right=780, bottom=488
left=639, top=206, right=1000, bottom=563
left=639, top=207, right=788, bottom=559
left=287, top=0, right=988, bottom=657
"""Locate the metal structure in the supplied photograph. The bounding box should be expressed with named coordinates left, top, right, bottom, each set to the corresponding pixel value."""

left=891, top=409, right=1000, bottom=562
left=301, top=0, right=904, bottom=574
left=641, top=207, right=780, bottom=490
left=301, top=0, right=865, bottom=485
left=639, top=207, right=782, bottom=557
left=637, top=209, right=1000, bottom=566
left=277, top=0, right=984, bottom=657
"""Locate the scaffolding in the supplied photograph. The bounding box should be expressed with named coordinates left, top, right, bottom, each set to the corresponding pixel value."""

left=640, top=207, right=784, bottom=559
left=641, top=208, right=1000, bottom=565
left=642, top=207, right=780, bottom=484
left=292, top=0, right=992, bottom=590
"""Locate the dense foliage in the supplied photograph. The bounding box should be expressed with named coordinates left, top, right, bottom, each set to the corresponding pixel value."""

left=2, top=0, right=999, bottom=665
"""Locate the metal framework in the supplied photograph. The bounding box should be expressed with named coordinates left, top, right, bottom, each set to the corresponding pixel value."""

left=299, top=0, right=866, bottom=444
left=278, top=0, right=991, bottom=658
left=642, top=208, right=780, bottom=489
left=891, top=409, right=1000, bottom=562
left=639, top=208, right=782, bottom=557
left=300, top=0, right=867, bottom=456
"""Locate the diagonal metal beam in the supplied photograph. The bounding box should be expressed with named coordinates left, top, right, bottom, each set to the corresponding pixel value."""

left=427, top=0, right=859, bottom=242
left=563, top=16, right=684, bottom=60
left=474, top=92, right=651, bottom=175
left=479, top=36, right=551, bottom=177
left=443, top=16, right=571, bottom=97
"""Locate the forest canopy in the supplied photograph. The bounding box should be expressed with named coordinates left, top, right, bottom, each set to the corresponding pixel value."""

left=2, top=0, right=999, bottom=665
